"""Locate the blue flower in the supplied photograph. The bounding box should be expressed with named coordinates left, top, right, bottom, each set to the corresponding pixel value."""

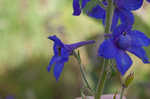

left=47, top=35, right=95, bottom=80
left=88, top=0, right=143, bottom=30
left=88, top=5, right=105, bottom=23
left=73, top=0, right=142, bottom=30
left=98, top=24, right=150, bottom=75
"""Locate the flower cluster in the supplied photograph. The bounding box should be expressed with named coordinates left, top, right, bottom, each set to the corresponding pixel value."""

left=73, top=0, right=146, bottom=29
left=72, top=0, right=150, bottom=75
left=47, top=0, right=150, bottom=80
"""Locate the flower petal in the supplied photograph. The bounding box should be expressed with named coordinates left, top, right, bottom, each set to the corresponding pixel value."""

left=111, top=9, right=119, bottom=31
left=53, top=54, right=69, bottom=81
left=127, top=47, right=150, bottom=63
left=116, top=0, right=143, bottom=10
left=98, top=39, right=118, bottom=59
left=119, top=9, right=134, bottom=26
left=128, top=30, right=150, bottom=47
left=111, top=9, right=134, bottom=31
left=48, top=35, right=64, bottom=47
left=61, top=48, right=70, bottom=59
left=47, top=56, right=57, bottom=72
left=53, top=61, right=65, bottom=81
left=88, top=5, right=105, bottom=19
left=115, top=50, right=133, bottom=75
left=73, top=0, right=81, bottom=16
left=81, top=0, right=90, bottom=8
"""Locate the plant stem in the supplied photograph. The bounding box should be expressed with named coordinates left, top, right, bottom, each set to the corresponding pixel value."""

left=120, top=86, right=125, bottom=99
left=94, top=0, right=114, bottom=99
left=74, top=51, right=94, bottom=95
left=96, top=0, right=106, bottom=9
left=105, top=0, right=114, bottom=34
left=95, top=59, right=109, bottom=99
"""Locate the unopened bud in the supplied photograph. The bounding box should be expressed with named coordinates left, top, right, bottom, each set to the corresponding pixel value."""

left=124, top=72, right=134, bottom=88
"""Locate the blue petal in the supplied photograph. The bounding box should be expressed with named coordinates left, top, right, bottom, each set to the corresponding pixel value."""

left=119, top=9, right=134, bottom=26
left=128, top=30, right=150, bottom=47
left=61, top=48, right=70, bottom=59
left=115, top=50, right=133, bottom=75
left=116, top=0, right=143, bottom=10
left=47, top=56, right=57, bottom=72
left=53, top=44, right=59, bottom=55
left=127, top=47, right=150, bottom=63
left=53, top=53, right=69, bottom=81
left=81, top=0, right=90, bottom=8
left=53, top=46, right=69, bottom=80
left=48, top=35, right=64, bottom=47
left=111, top=9, right=134, bottom=31
left=98, top=39, right=118, bottom=59
left=53, top=61, right=65, bottom=81
left=88, top=5, right=105, bottom=19
left=111, top=9, right=119, bottom=31
left=147, top=0, right=150, bottom=2
left=102, top=0, right=107, bottom=6
left=73, top=0, right=81, bottom=16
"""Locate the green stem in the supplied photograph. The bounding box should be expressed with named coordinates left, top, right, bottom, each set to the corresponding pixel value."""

left=105, top=0, right=114, bottom=34
left=95, top=59, right=109, bottom=99
left=94, top=0, right=114, bottom=99
left=96, top=0, right=106, bottom=9
left=74, top=51, right=94, bottom=95
left=120, top=86, right=125, bottom=99
left=79, top=62, right=94, bottom=95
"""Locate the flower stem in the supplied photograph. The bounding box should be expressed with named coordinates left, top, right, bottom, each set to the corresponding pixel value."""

left=94, top=0, right=114, bottom=99
left=74, top=51, right=94, bottom=95
left=120, top=86, right=125, bottom=99
left=105, top=0, right=114, bottom=34
left=95, top=59, right=109, bottom=99
left=96, top=0, right=106, bottom=9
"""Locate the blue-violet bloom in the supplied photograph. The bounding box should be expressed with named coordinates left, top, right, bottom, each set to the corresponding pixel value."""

left=47, top=35, right=95, bottom=80
left=73, top=0, right=143, bottom=30
left=89, top=0, right=143, bottom=30
left=99, top=24, right=150, bottom=75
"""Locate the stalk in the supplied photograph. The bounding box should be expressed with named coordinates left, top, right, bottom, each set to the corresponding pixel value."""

left=120, top=86, right=125, bottom=99
left=94, top=0, right=114, bottom=99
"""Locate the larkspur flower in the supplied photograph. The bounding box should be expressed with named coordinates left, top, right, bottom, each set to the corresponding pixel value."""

left=98, top=24, right=150, bottom=75
left=73, top=0, right=143, bottom=30
left=47, top=35, right=95, bottom=80
left=89, top=0, right=143, bottom=30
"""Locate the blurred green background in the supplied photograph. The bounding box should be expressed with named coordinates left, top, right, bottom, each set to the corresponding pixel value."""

left=0, top=0, right=150, bottom=99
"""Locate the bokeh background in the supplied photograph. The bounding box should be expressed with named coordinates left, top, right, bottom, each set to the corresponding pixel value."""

left=0, top=0, right=150, bottom=99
